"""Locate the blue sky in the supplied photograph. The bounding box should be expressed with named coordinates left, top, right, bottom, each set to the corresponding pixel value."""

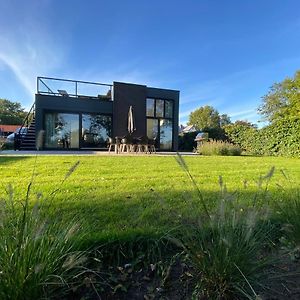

left=0, top=0, right=300, bottom=125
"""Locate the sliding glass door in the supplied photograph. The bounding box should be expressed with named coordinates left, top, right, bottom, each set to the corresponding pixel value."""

left=45, top=113, right=79, bottom=148
left=44, top=112, right=111, bottom=149
left=81, top=114, right=111, bottom=148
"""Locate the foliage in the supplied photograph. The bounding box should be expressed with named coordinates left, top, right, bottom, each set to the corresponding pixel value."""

left=187, top=105, right=230, bottom=140
left=0, top=162, right=85, bottom=300
left=0, top=137, right=5, bottom=150
left=258, top=117, right=300, bottom=157
left=258, top=70, right=300, bottom=123
left=204, top=126, right=227, bottom=140
left=174, top=155, right=275, bottom=299
left=178, top=132, right=198, bottom=151
left=223, top=120, right=260, bottom=154
left=197, top=140, right=242, bottom=156
left=220, top=113, right=232, bottom=127
left=0, top=99, right=27, bottom=125
left=224, top=118, right=300, bottom=157
left=182, top=206, right=271, bottom=299
left=274, top=177, right=300, bottom=251
left=221, top=71, right=300, bottom=157
left=188, top=105, right=220, bottom=130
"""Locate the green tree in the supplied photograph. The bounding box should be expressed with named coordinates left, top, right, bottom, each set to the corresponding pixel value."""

left=220, top=114, right=231, bottom=127
left=0, top=99, right=27, bottom=125
left=258, top=70, right=300, bottom=122
left=223, top=120, right=259, bottom=153
left=188, top=105, right=220, bottom=130
left=188, top=106, right=231, bottom=140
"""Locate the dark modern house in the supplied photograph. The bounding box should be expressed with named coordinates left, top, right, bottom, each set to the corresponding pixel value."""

left=18, top=77, right=179, bottom=151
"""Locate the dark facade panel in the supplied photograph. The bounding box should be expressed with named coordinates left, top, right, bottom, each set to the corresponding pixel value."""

left=112, top=82, right=147, bottom=138
left=35, top=94, right=113, bottom=134
left=146, top=87, right=180, bottom=151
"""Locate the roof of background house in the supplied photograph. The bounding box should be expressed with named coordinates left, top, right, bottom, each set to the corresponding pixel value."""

left=0, top=125, right=21, bottom=132
left=182, top=125, right=197, bottom=133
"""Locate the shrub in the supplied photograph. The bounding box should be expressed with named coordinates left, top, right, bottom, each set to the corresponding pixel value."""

left=0, top=137, right=14, bottom=150
left=178, top=132, right=198, bottom=151
left=224, top=118, right=300, bottom=157
left=197, top=140, right=242, bottom=156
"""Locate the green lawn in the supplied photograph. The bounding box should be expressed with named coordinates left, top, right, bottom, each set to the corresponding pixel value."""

left=0, top=155, right=299, bottom=244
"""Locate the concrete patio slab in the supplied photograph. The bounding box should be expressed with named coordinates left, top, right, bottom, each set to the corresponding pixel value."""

left=0, top=150, right=196, bottom=156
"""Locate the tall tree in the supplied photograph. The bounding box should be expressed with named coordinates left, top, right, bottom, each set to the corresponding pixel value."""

left=219, top=114, right=231, bottom=127
left=188, top=105, right=220, bottom=130
left=0, top=99, right=27, bottom=125
left=258, top=70, right=300, bottom=122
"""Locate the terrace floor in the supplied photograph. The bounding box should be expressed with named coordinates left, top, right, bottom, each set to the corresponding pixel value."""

left=0, top=150, right=196, bottom=156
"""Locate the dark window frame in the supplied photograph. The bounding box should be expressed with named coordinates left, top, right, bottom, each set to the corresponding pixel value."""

left=43, top=109, right=113, bottom=150
left=145, top=98, right=175, bottom=150
left=146, top=98, right=174, bottom=120
left=81, top=113, right=113, bottom=149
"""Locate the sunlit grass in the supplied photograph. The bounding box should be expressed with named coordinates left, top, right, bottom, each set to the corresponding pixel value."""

left=0, top=155, right=299, bottom=244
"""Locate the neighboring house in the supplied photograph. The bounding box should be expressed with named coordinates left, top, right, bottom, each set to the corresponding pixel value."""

left=0, top=125, right=21, bottom=137
left=18, top=77, right=180, bottom=151
left=179, top=124, right=197, bottom=134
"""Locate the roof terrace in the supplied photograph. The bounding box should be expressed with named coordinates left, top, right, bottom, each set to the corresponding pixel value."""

left=37, top=76, right=113, bottom=100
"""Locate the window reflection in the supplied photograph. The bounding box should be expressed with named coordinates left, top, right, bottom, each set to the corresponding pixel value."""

left=146, top=98, right=155, bottom=117
left=82, top=114, right=111, bottom=148
left=45, top=113, right=79, bottom=148
left=160, top=119, right=173, bottom=150
left=147, top=119, right=158, bottom=139
left=156, top=99, right=164, bottom=118
left=165, top=100, right=173, bottom=118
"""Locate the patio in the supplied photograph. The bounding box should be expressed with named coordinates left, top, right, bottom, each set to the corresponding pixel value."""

left=0, top=150, right=195, bottom=156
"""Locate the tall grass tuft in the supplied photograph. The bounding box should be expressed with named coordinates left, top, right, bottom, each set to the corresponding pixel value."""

left=181, top=203, right=272, bottom=299
left=174, top=154, right=274, bottom=299
left=275, top=171, right=300, bottom=256
left=198, top=140, right=242, bottom=156
left=0, top=161, right=85, bottom=300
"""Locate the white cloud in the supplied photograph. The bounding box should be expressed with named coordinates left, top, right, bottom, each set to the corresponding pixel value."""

left=0, top=3, right=66, bottom=107
left=0, top=33, right=65, bottom=98
left=227, top=109, right=256, bottom=118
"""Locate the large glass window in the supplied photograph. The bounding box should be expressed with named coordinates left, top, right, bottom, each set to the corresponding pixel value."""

left=147, top=119, right=158, bottom=140
left=160, top=119, right=173, bottom=150
left=45, top=113, right=79, bottom=148
left=81, top=114, right=111, bottom=148
left=156, top=99, right=164, bottom=118
left=165, top=100, right=173, bottom=118
left=146, top=98, right=155, bottom=117
left=146, top=98, right=174, bottom=150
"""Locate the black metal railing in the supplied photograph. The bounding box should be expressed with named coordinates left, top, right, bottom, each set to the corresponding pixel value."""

left=37, top=76, right=113, bottom=100
left=14, top=102, right=35, bottom=150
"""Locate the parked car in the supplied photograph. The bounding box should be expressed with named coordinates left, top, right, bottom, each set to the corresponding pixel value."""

left=6, top=127, right=28, bottom=144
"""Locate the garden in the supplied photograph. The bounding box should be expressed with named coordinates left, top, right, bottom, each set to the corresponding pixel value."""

left=0, top=154, right=300, bottom=299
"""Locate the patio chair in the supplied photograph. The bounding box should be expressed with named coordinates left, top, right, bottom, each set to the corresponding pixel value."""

left=148, top=137, right=156, bottom=154
left=108, top=137, right=120, bottom=153
left=115, top=136, right=122, bottom=153
left=136, top=136, right=149, bottom=153
left=120, top=135, right=134, bottom=153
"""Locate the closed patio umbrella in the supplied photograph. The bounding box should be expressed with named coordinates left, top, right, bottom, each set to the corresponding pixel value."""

left=128, top=105, right=135, bottom=134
